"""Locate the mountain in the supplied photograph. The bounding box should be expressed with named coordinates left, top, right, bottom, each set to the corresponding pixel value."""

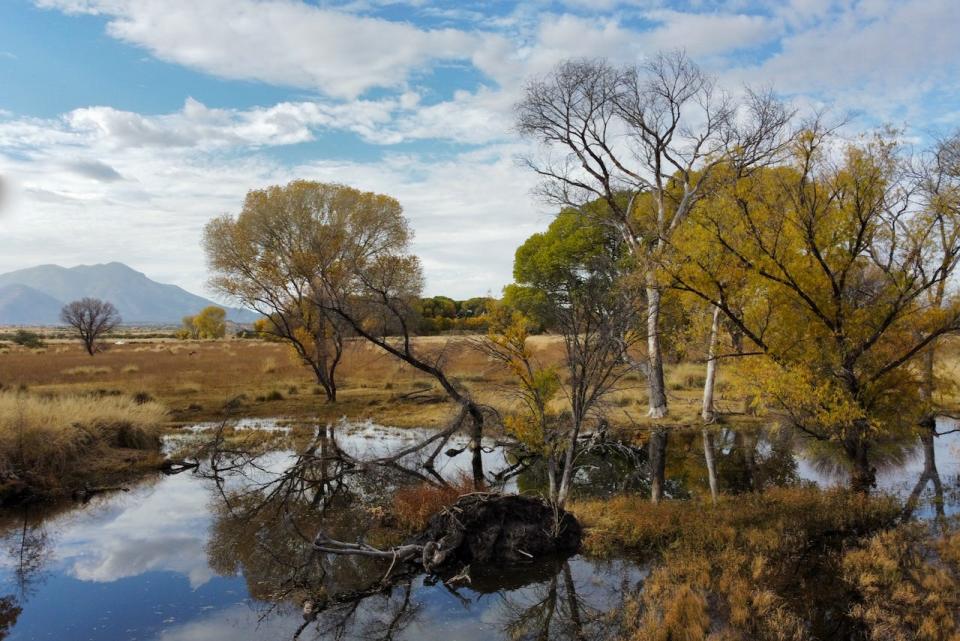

left=0, top=263, right=258, bottom=325
left=0, top=284, right=65, bottom=325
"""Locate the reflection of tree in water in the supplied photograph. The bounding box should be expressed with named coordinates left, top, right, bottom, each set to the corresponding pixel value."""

left=799, top=426, right=921, bottom=488
left=0, top=508, right=53, bottom=639
left=714, top=427, right=800, bottom=493
left=201, top=425, right=635, bottom=641
left=496, top=560, right=620, bottom=641
left=903, top=428, right=947, bottom=522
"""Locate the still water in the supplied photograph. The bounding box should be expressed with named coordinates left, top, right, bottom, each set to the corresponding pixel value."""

left=0, top=419, right=956, bottom=640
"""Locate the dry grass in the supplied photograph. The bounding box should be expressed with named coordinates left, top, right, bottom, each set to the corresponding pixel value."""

left=391, top=475, right=477, bottom=532
left=0, top=335, right=744, bottom=429
left=573, top=488, right=906, bottom=641
left=0, top=391, right=167, bottom=501
left=62, top=365, right=113, bottom=376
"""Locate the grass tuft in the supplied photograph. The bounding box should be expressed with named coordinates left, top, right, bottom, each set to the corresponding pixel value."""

left=0, top=391, right=167, bottom=501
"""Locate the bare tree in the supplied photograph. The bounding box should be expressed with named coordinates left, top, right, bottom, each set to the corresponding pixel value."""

left=314, top=253, right=489, bottom=486
left=59, top=298, right=120, bottom=356
left=516, top=51, right=793, bottom=418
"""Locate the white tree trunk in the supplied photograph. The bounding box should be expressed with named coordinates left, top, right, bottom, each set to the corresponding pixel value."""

left=701, top=305, right=722, bottom=423
left=702, top=428, right=719, bottom=504
left=646, top=284, right=668, bottom=419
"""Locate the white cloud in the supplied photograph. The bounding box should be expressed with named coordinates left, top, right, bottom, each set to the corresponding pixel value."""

left=6, top=0, right=960, bottom=301
left=35, top=0, right=490, bottom=99
left=0, top=103, right=544, bottom=299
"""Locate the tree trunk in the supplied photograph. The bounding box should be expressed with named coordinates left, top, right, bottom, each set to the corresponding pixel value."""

left=646, top=284, right=668, bottom=419
left=649, top=428, right=667, bottom=504
left=469, top=414, right=484, bottom=489
left=556, top=416, right=584, bottom=509
left=547, top=456, right=558, bottom=503
left=702, top=428, right=719, bottom=504
left=846, top=431, right=876, bottom=494
left=701, top=305, right=721, bottom=423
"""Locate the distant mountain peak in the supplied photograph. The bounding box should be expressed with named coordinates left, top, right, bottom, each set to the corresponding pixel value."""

left=0, top=262, right=257, bottom=326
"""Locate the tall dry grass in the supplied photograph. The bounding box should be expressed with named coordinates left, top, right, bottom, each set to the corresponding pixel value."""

left=0, top=391, right=167, bottom=501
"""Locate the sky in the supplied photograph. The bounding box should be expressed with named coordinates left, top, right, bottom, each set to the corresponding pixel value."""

left=0, top=0, right=959, bottom=301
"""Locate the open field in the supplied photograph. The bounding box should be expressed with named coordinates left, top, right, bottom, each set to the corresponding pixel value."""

left=0, top=334, right=754, bottom=432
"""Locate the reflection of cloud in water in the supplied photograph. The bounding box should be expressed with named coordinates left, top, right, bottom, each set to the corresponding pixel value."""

left=56, top=473, right=217, bottom=588
left=154, top=603, right=300, bottom=641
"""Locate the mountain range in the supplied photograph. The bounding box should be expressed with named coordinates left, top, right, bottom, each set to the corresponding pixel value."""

left=0, top=263, right=258, bottom=325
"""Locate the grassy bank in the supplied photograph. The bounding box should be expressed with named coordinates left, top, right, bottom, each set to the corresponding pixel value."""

left=572, top=489, right=959, bottom=641
left=0, top=391, right=167, bottom=502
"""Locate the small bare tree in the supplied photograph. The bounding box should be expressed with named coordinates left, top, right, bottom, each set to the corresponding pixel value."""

left=60, top=298, right=121, bottom=356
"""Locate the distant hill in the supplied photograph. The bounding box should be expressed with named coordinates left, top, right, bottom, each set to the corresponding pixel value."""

left=0, top=263, right=258, bottom=325
left=0, top=284, right=65, bottom=325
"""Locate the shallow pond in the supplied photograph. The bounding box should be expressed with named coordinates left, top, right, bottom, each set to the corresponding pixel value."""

left=0, top=418, right=956, bottom=640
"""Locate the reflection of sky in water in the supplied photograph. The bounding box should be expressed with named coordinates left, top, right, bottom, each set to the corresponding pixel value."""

left=0, top=423, right=599, bottom=640
left=0, top=418, right=955, bottom=640
left=791, top=418, right=959, bottom=506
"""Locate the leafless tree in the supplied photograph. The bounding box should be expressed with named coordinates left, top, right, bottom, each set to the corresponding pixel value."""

left=313, top=252, right=489, bottom=486
left=516, top=51, right=793, bottom=418
left=59, top=298, right=120, bottom=356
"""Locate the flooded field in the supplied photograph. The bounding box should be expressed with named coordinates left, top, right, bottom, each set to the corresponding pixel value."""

left=0, top=419, right=956, bottom=640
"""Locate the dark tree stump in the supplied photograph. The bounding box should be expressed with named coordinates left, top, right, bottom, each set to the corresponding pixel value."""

left=412, top=493, right=581, bottom=571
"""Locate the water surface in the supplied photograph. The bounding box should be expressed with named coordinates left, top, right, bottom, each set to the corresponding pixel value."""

left=0, top=418, right=955, bottom=640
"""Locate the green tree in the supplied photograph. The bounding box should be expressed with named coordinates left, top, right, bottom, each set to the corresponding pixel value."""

left=485, top=207, right=642, bottom=507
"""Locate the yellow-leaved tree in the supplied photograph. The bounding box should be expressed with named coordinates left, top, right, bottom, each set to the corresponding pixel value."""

left=667, top=125, right=960, bottom=491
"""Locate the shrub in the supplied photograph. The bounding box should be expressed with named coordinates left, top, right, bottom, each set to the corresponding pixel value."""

left=11, top=330, right=44, bottom=349
left=261, top=357, right=278, bottom=374
left=121, top=365, right=140, bottom=374
left=392, top=475, right=476, bottom=532
left=265, top=390, right=284, bottom=401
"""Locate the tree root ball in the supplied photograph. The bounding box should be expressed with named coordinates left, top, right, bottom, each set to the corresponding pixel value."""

left=412, top=493, right=582, bottom=570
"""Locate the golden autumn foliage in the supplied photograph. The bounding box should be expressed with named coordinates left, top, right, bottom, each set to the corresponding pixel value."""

left=668, top=128, right=960, bottom=489
left=843, top=522, right=960, bottom=641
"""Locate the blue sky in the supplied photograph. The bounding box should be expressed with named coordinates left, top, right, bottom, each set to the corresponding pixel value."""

left=0, top=0, right=959, bottom=299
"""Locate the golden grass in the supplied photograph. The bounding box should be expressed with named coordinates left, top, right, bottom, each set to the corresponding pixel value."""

left=0, top=391, right=167, bottom=501
left=574, top=488, right=908, bottom=641
left=0, top=335, right=743, bottom=429
left=62, top=365, right=113, bottom=376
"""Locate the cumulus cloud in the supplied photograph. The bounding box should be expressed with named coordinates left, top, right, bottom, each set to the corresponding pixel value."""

left=6, top=0, right=960, bottom=299
left=35, top=0, right=490, bottom=99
